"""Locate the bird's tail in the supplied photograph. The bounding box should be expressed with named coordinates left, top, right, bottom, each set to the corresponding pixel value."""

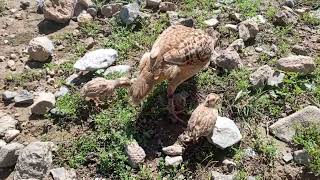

left=129, top=71, right=155, bottom=105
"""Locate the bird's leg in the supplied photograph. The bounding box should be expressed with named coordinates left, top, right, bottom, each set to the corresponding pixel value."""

left=167, top=86, right=186, bottom=125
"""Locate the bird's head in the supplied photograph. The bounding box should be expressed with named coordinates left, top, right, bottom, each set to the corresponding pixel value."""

left=204, top=93, right=222, bottom=108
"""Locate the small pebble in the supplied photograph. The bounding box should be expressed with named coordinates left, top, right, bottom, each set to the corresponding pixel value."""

left=0, top=56, right=5, bottom=62
left=10, top=54, right=17, bottom=59
left=4, top=40, right=9, bottom=44
left=255, top=47, right=263, bottom=52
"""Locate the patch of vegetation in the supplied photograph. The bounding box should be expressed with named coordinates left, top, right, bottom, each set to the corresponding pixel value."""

left=266, top=6, right=279, bottom=21
left=294, top=124, right=320, bottom=175
left=55, top=93, right=87, bottom=119
left=234, top=169, right=248, bottom=180
left=301, top=12, right=320, bottom=26
left=273, top=25, right=298, bottom=57
left=253, top=134, right=277, bottom=161
left=4, top=70, right=45, bottom=87
left=79, top=21, right=103, bottom=37
left=0, top=0, right=5, bottom=15
left=236, top=0, right=261, bottom=18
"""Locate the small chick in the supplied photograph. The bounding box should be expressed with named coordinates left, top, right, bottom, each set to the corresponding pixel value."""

left=181, top=93, right=221, bottom=143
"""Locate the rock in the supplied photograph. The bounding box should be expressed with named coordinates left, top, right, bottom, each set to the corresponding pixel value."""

left=204, top=18, right=219, bottom=27
left=14, top=90, right=34, bottom=105
left=20, top=0, right=31, bottom=10
left=277, top=55, right=315, bottom=74
left=78, top=0, right=93, bottom=8
left=211, top=171, right=234, bottom=180
left=103, top=65, right=131, bottom=76
left=0, top=142, right=24, bottom=168
left=31, top=92, right=56, bottom=115
left=228, top=39, right=245, bottom=52
left=43, top=0, right=76, bottom=23
left=285, top=0, right=295, bottom=8
left=230, top=13, right=242, bottom=22
left=50, top=167, right=77, bottom=180
left=270, top=106, right=320, bottom=143
left=293, top=150, right=310, bottom=165
left=54, top=86, right=69, bottom=97
left=0, top=56, right=5, bottom=62
left=14, top=142, right=55, bottom=179
left=159, top=2, right=176, bottom=12
left=273, top=9, right=297, bottom=26
left=292, top=45, right=308, bottom=56
left=10, top=54, right=17, bottom=60
left=120, top=3, right=140, bottom=25
left=215, top=50, right=243, bottom=70
left=222, top=159, right=237, bottom=173
left=217, top=0, right=235, bottom=4
left=225, top=24, right=238, bottom=31
left=267, top=71, right=285, bottom=86
left=249, top=15, right=267, bottom=26
left=27, top=36, right=54, bottom=62
left=165, top=156, right=183, bottom=167
left=162, top=144, right=183, bottom=156
left=87, top=7, right=97, bottom=17
left=175, top=18, right=194, bottom=27
left=74, top=49, right=118, bottom=71
left=7, top=60, right=15, bottom=70
left=146, top=0, right=161, bottom=9
left=247, top=176, right=256, bottom=180
left=77, top=11, right=93, bottom=25
left=0, top=140, right=6, bottom=148
left=0, top=115, right=18, bottom=136
left=2, top=90, right=17, bottom=101
left=208, top=116, right=242, bottom=149
left=239, top=20, right=259, bottom=41
left=167, top=11, right=178, bottom=24
left=282, top=152, right=293, bottom=163
left=4, top=129, right=20, bottom=143
left=101, top=3, right=122, bottom=18
left=255, top=47, right=263, bottom=52
left=125, top=141, right=146, bottom=168
left=249, top=65, right=275, bottom=87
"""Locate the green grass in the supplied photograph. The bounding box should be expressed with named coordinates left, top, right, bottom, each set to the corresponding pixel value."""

left=294, top=124, right=320, bottom=175
left=234, top=169, right=248, bottom=180
left=55, top=93, right=86, bottom=119
left=253, top=134, right=278, bottom=161
left=0, top=0, right=5, bottom=15
left=266, top=6, right=279, bottom=21
left=236, top=0, right=261, bottom=18
left=4, top=70, right=45, bottom=87
left=300, top=12, right=320, bottom=26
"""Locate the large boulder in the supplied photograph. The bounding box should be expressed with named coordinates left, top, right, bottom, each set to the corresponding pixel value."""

left=31, top=92, right=56, bottom=115
left=43, top=0, right=77, bottom=23
left=14, top=142, right=55, bottom=179
left=0, top=142, right=24, bottom=168
left=270, top=106, right=320, bottom=143
left=277, top=55, right=315, bottom=74
left=27, top=36, right=54, bottom=62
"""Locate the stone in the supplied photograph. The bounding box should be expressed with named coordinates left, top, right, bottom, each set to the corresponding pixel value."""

left=74, top=49, right=118, bottom=71
left=4, top=129, right=20, bottom=143
left=146, top=0, right=161, bottom=9
left=2, top=90, right=17, bottom=101
left=0, top=140, right=6, bottom=148
left=77, top=11, right=93, bottom=25
left=10, top=54, right=17, bottom=60
left=0, top=56, right=5, bottom=62
left=230, top=13, right=242, bottom=22
left=159, top=2, right=176, bottom=12
left=31, top=92, right=56, bottom=115
left=277, top=55, right=315, bottom=74
left=247, top=176, right=256, bottom=180
left=217, top=0, right=235, bottom=4
left=292, top=45, right=308, bottom=56
left=282, top=152, right=293, bottom=163
left=50, top=167, right=77, bottom=180
left=120, top=3, right=140, bottom=25
left=78, top=0, right=93, bottom=8
left=54, top=86, right=69, bottom=97
left=103, top=65, right=131, bottom=76
left=225, top=24, right=238, bottom=31
left=228, top=39, right=245, bottom=52
left=87, top=7, right=97, bottom=17
left=43, top=0, right=76, bottom=23
left=7, top=60, right=15, bottom=70
left=211, top=171, right=234, bottom=180
left=311, top=9, right=320, bottom=20
left=204, top=18, right=219, bottom=27
left=270, top=106, right=320, bottom=143
left=294, top=150, right=310, bottom=165
left=249, top=15, right=267, bottom=25
left=167, top=11, right=178, bottom=24
left=125, top=141, right=146, bottom=168
left=285, top=0, right=295, bottom=8
left=0, top=115, right=18, bottom=136
left=165, top=156, right=183, bottom=167
left=14, top=90, right=34, bottom=105
left=208, top=116, right=242, bottom=149
left=273, top=9, right=297, bottom=26
left=267, top=71, right=285, bottom=86
left=14, top=142, right=55, bottom=180
left=0, top=142, right=24, bottom=168
left=249, top=65, right=275, bottom=87
left=101, top=3, right=122, bottom=18
left=215, top=50, right=243, bottom=70
left=176, top=18, right=194, bottom=27
left=239, top=20, right=259, bottom=41
left=162, top=144, right=183, bottom=156
left=255, top=47, right=263, bottom=52
left=20, top=0, right=31, bottom=10
left=27, top=36, right=54, bottom=62
left=222, top=159, right=237, bottom=173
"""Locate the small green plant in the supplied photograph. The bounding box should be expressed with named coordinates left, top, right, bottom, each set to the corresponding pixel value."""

left=55, top=93, right=86, bottom=119
left=236, top=0, right=261, bottom=18
left=5, top=70, right=45, bottom=86
left=234, top=169, right=248, bottom=180
left=0, top=0, right=5, bottom=15
left=266, top=6, right=279, bottom=20
left=80, top=21, right=102, bottom=37
left=294, top=124, right=320, bottom=175
left=253, top=134, right=277, bottom=161
left=301, top=12, right=320, bottom=26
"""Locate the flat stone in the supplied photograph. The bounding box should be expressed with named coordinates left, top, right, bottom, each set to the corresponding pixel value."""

left=293, top=150, right=310, bottom=165
left=270, top=106, right=320, bottom=143
left=14, top=90, right=34, bottom=105
left=225, top=24, right=238, bottom=31
left=162, top=144, right=183, bottom=156
left=0, top=142, right=24, bottom=168
left=31, top=92, right=56, bottom=115
left=50, top=167, right=77, bottom=180
left=239, top=20, right=259, bottom=41
left=4, top=129, right=20, bottom=143
left=204, top=18, right=219, bottom=27
left=277, top=55, right=315, bottom=74
left=211, top=171, right=234, bottom=180
left=0, top=115, right=18, bottom=136
left=165, top=156, right=183, bottom=167
left=125, top=141, right=146, bottom=168
left=2, top=90, right=17, bottom=101
left=282, top=152, right=293, bottom=163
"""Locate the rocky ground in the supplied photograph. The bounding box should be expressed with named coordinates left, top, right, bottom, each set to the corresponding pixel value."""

left=0, top=0, right=320, bottom=179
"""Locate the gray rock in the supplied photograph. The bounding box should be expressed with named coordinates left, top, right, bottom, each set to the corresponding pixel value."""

left=101, top=3, right=122, bottom=18
left=0, top=115, right=18, bottom=136
left=228, top=39, right=245, bottom=52
left=217, top=0, right=235, bottom=4
left=14, top=141, right=55, bottom=180
left=77, top=10, right=93, bottom=25
left=162, top=144, right=183, bottom=156
left=27, top=36, right=54, bottom=62
left=215, top=50, right=243, bottom=70
left=267, top=71, right=285, bottom=86
left=248, top=15, right=267, bottom=26
left=249, top=65, right=275, bottom=87
left=120, top=3, right=140, bottom=25
left=292, top=45, right=308, bottom=56
left=247, top=176, right=256, bottom=180
left=43, top=0, right=76, bottom=23
left=103, top=65, right=131, bottom=76
left=4, top=129, right=20, bottom=143
left=31, top=92, right=56, bottom=115
left=222, top=159, right=237, bottom=173
left=87, top=7, right=97, bottom=17
left=14, top=90, right=34, bottom=105
left=0, top=142, right=24, bottom=168
left=285, top=0, right=295, bottom=8
left=208, top=116, right=242, bottom=149
left=146, top=0, right=161, bottom=9
left=277, top=55, right=315, bottom=74
left=270, top=106, right=320, bottom=143
left=175, top=17, right=194, bottom=27
left=293, top=150, right=310, bottom=165
left=239, top=20, right=259, bottom=41
left=54, top=86, right=69, bottom=97
left=244, top=147, right=257, bottom=158
left=255, top=47, right=263, bottom=52
left=159, top=2, right=176, bottom=12
left=50, top=167, right=77, bottom=180
left=165, top=156, right=183, bottom=167
left=273, top=9, right=297, bottom=26
left=78, top=0, right=93, bottom=8
left=125, top=141, right=146, bottom=168
left=211, top=171, right=234, bottom=180
left=204, top=18, right=219, bottom=27
left=20, top=0, right=31, bottom=10
left=2, top=90, right=17, bottom=101
left=0, top=140, right=6, bottom=148
left=74, top=49, right=118, bottom=71
left=167, top=11, right=178, bottom=25
left=282, top=152, right=293, bottom=163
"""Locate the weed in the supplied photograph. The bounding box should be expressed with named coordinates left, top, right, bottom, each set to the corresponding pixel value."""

left=4, top=70, right=45, bottom=87
left=253, top=134, right=277, bottom=161
left=79, top=21, right=102, bottom=37
left=55, top=93, right=86, bottom=119
left=234, top=169, right=248, bottom=180
left=301, top=12, right=320, bottom=26
left=0, top=0, right=5, bottom=15
left=266, top=6, right=279, bottom=21
left=236, top=0, right=261, bottom=18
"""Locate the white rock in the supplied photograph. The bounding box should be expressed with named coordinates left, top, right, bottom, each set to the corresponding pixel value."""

left=282, top=152, right=293, bottom=163
left=0, top=143, right=24, bottom=168
left=293, top=150, right=310, bottom=165
left=7, top=60, right=15, bottom=70
left=165, top=156, right=183, bottom=167
left=74, top=49, right=118, bottom=71
left=239, top=20, right=259, bottom=41
left=2, top=90, right=17, bottom=101
left=225, top=24, right=238, bottom=31
left=27, top=36, right=54, bottom=62
left=228, top=39, right=245, bottom=52
left=249, top=65, right=275, bottom=87
left=162, top=144, right=183, bottom=156
left=77, top=11, right=93, bottom=25
left=125, top=141, right=146, bottom=168
left=249, top=15, right=267, bottom=25
left=50, top=167, right=77, bottom=180
left=277, top=55, right=315, bottom=74
left=120, top=3, right=140, bottom=25
left=204, top=18, right=219, bottom=27
left=43, top=0, right=76, bottom=23
left=103, top=65, right=131, bottom=76
left=31, top=92, right=56, bottom=115
left=270, top=106, right=320, bottom=143
left=211, top=171, right=234, bottom=180
left=0, top=56, right=5, bottom=61
left=208, top=116, right=242, bottom=149
left=4, top=129, right=20, bottom=143
left=0, top=115, right=17, bottom=136
left=14, top=142, right=55, bottom=180
left=54, top=86, right=69, bottom=97
left=267, top=71, right=285, bottom=87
